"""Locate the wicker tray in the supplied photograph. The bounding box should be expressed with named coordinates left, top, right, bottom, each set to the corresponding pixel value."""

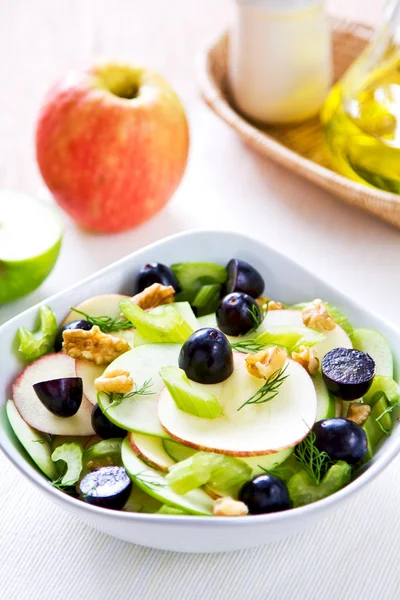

left=198, top=18, right=400, bottom=229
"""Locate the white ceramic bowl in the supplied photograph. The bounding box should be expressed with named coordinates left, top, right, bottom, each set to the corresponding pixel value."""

left=1, top=230, right=399, bottom=553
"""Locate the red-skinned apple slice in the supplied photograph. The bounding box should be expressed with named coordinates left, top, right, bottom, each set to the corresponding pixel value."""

left=12, top=353, right=94, bottom=436
left=128, top=432, right=175, bottom=472
left=75, top=359, right=105, bottom=405
left=158, top=354, right=317, bottom=456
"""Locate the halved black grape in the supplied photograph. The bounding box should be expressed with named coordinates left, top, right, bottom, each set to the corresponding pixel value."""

left=33, top=377, right=83, bottom=417
left=313, top=418, right=367, bottom=465
left=216, top=292, right=262, bottom=336
left=91, top=404, right=126, bottom=439
left=136, top=262, right=181, bottom=293
left=322, top=347, right=376, bottom=400
left=224, top=259, right=264, bottom=298
left=55, top=320, right=93, bottom=352
left=179, top=328, right=234, bottom=384
left=79, top=466, right=132, bottom=510
left=239, top=474, right=290, bottom=514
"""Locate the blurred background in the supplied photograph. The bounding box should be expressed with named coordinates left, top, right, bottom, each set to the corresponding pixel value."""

left=0, top=0, right=390, bottom=326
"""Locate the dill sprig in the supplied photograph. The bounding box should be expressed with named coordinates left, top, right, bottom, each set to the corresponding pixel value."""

left=230, top=339, right=268, bottom=354
left=70, top=307, right=132, bottom=333
left=237, top=364, right=289, bottom=411
left=246, top=303, right=265, bottom=333
left=375, top=400, right=400, bottom=435
left=51, top=473, right=79, bottom=496
left=294, top=431, right=332, bottom=485
left=104, top=378, right=154, bottom=412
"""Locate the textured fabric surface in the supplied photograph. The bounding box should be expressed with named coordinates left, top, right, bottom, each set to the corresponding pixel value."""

left=1, top=450, right=400, bottom=600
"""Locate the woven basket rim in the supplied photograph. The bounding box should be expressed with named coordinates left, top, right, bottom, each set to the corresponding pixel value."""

left=197, top=17, right=400, bottom=224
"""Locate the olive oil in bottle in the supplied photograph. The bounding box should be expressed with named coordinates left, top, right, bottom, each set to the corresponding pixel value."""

left=321, top=1, right=400, bottom=193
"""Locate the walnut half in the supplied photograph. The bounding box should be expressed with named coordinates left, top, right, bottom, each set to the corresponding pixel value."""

left=302, top=299, right=335, bottom=332
left=131, top=283, right=175, bottom=311
left=292, top=345, right=319, bottom=375
left=213, top=497, right=248, bottom=517
left=62, top=325, right=130, bottom=365
left=95, top=369, right=134, bottom=394
left=245, top=346, right=288, bottom=380
left=347, top=403, right=371, bottom=426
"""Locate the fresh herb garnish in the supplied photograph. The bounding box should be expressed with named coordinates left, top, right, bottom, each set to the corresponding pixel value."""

left=230, top=339, right=268, bottom=354
left=294, top=431, right=332, bottom=484
left=70, top=307, right=132, bottom=333
left=51, top=473, right=79, bottom=495
left=31, top=439, right=45, bottom=444
left=104, top=378, right=154, bottom=412
left=237, top=364, right=289, bottom=411
left=375, top=400, right=400, bottom=435
left=246, top=302, right=265, bottom=333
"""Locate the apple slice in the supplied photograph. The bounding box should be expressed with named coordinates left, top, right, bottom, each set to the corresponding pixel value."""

left=12, top=353, right=94, bottom=436
left=0, top=191, right=62, bottom=303
left=62, top=293, right=135, bottom=346
left=75, top=359, right=105, bottom=405
left=121, top=438, right=214, bottom=515
left=259, top=309, right=352, bottom=361
left=159, top=353, right=317, bottom=456
left=128, top=432, right=175, bottom=472
left=6, top=399, right=58, bottom=480
left=97, top=343, right=182, bottom=438
left=62, top=294, right=129, bottom=324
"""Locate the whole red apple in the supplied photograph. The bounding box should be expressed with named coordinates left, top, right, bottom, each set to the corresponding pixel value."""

left=36, top=63, right=189, bottom=232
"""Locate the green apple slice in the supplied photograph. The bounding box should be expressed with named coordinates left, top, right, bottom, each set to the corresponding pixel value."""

left=121, top=438, right=214, bottom=515
left=128, top=432, right=175, bottom=472
left=314, top=373, right=335, bottom=420
left=163, top=438, right=292, bottom=477
left=97, top=343, right=181, bottom=438
left=159, top=353, right=317, bottom=455
left=258, top=309, right=352, bottom=360
left=0, top=191, right=62, bottom=303
left=350, top=328, right=394, bottom=377
left=6, top=399, right=58, bottom=480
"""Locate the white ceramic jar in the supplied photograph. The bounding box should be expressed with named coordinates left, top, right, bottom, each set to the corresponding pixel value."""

left=228, top=0, right=332, bottom=124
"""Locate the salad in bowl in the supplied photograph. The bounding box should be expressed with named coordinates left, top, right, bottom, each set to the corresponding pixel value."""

left=5, top=253, right=399, bottom=519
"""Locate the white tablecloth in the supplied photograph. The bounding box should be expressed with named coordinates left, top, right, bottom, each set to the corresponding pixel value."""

left=1, top=102, right=400, bottom=600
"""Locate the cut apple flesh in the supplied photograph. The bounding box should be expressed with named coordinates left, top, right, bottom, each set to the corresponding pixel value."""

left=62, top=294, right=130, bottom=324
left=121, top=438, right=214, bottom=515
left=6, top=399, right=58, bottom=480
left=62, top=294, right=135, bottom=345
left=128, top=432, right=175, bottom=472
left=159, top=353, right=317, bottom=455
left=12, top=353, right=94, bottom=436
left=75, top=359, right=106, bottom=405
left=258, top=310, right=352, bottom=361
left=97, top=343, right=182, bottom=438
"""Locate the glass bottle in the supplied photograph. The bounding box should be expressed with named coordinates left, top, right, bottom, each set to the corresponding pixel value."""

left=229, top=0, right=332, bottom=124
left=322, top=0, right=400, bottom=193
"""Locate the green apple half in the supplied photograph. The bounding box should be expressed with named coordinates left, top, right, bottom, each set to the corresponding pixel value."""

left=0, top=190, right=62, bottom=303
